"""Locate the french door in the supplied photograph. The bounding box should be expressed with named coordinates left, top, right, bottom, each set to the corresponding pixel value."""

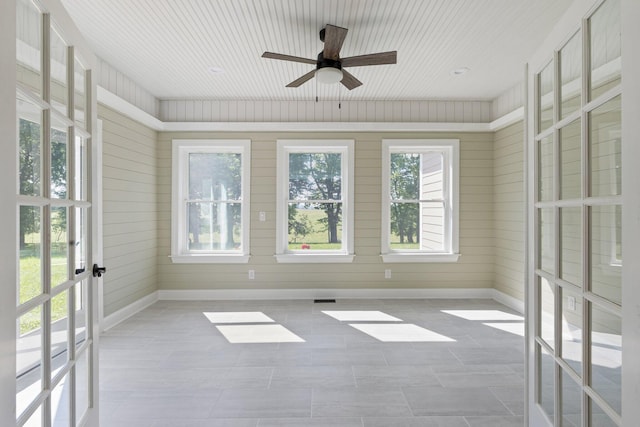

left=527, top=0, right=626, bottom=425
left=12, top=0, right=100, bottom=425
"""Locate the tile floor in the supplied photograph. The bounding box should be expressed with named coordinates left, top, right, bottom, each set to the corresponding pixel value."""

left=99, top=299, right=525, bottom=426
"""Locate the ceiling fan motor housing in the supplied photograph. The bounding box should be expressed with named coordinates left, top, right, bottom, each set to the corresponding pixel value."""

left=316, top=51, right=342, bottom=71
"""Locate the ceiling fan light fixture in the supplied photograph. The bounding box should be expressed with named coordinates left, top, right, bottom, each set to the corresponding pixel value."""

left=315, top=67, right=343, bottom=84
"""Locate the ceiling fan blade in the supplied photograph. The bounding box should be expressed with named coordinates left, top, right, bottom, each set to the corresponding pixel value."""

left=341, top=51, right=397, bottom=67
left=286, top=69, right=316, bottom=87
left=323, top=24, right=348, bottom=60
left=340, top=69, right=362, bottom=90
left=262, top=52, right=316, bottom=65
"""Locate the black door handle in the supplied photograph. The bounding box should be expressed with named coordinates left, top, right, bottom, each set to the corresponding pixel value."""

left=93, top=264, right=106, bottom=278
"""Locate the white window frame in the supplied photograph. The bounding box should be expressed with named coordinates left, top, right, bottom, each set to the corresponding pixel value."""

left=381, top=139, right=460, bottom=263
left=171, top=139, right=250, bottom=263
left=276, top=139, right=355, bottom=263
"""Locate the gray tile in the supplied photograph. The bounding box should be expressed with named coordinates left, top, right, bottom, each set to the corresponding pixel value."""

left=363, top=417, right=468, bottom=427
left=449, top=347, right=524, bottom=365
left=464, top=415, right=525, bottom=426
left=270, top=366, right=356, bottom=388
left=153, top=420, right=258, bottom=427
left=403, top=386, right=511, bottom=416
left=354, top=365, right=440, bottom=388
left=257, top=417, right=362, bottom=426
left=312, top=387, right=412, bottom=417
left=435, top=372, right=524, bottom=388
left=210, top=388, right=312, bottom=418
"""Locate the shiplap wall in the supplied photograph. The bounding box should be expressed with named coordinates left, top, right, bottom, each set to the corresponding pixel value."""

left=97, top=58, right=160, bottom=118
left=156, top=131, right=494, bottom=291
left=493, top=121, right=525, bottom=301
left=100, top=104, right=159, bottom=316
left=159, top=100, right=493, bottom=123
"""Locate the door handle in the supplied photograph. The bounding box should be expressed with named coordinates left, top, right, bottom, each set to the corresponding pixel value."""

left=92, top=264, right=106, bottom=278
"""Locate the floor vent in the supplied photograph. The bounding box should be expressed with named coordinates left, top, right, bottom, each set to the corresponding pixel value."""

left=313, top=299, right=336, bottom=303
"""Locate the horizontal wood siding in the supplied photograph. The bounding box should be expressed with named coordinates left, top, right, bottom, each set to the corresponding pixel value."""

left=100, top=104, right=158, bottom=316
left=493, top=121, right=525, bottom=302
left=157, top=131, right=494, bottom=291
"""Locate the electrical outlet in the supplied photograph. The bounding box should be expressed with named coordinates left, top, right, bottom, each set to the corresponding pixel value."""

left=248, top=270, right=255, bottom=280
left=259, top=211, right=266, bottom=222
left=384, top=269, right=391, bottom=279
left=567, top=296, right=576, bottom=311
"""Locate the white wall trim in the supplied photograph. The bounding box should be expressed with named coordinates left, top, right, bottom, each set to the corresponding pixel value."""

left=492, top=289, right=525, bottom=314
left=489, top=107, right=525, bottom=131
left=101, top=291, right=159, bottom=333
left=97, top=86, right=524, bottom=134
left=156, top=288, right=496, bottom=301
left=97, top=85, right=163, bottom=130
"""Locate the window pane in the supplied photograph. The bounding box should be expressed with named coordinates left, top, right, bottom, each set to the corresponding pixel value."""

left=390, top=153, right=420, bottom=200
left=590, top=397, right=618, bottom=427
left=74, top=134, right=87, bottom=201
left=289, top=153, right=342, bottom=201
left=539, top=208, right=555, bottom=274
left=560, top=207, right=582, bottom=285
left=74, top=57, right=86, bottom=129
left=51, top=373, right=71, bottom=427
left=75, top=349, right=90, bottom=423
left=288, top=203, right=342, bottom=250
left=560, top=31, right=582, bottom=119
left=18, top=101, right=42, bottom=197
left=75, top=280, right=88, bottom=349
left=561, top=287, right=582, bottom=375
left=75, top=208, right=88, bottom=276
left=50, top=27, right=68, bottom=116
left=51, top=290, right=69, bottom=379
left=589, top=0, right=621, bottom=100
left=187, top=202, right=242, bottom=251
left=559, top=120, right=581, bottom=200
left=17, top=305, right=42, bottom=419
left=51, top=207, right=68, bottom=288
left=22, top=405, right=42, bottom=427
left=19, top=205, right=42, bottom=304
left=420, top=201, right=444, bottom=251
left=16, top=0, right=42, bottom=95
left=590, top=205, right=622, bottom=304
left=51, top=121, right=68, bottom=199
left=390, top=202, right=419, bottom=250
left=590, top=305, right=621, bottom=415
left=561, top=368, right=582, bottom=426
left=539, top=277, right=555, bottom=349
left=589, top=96, right=621, bottom=197
left=189, top=153, right=242, bottom=201
left=538, top=344, right=555, bottom=421
left=538, top=135, right=554, bottom=202
left=538, top=61, right=554, bottom=133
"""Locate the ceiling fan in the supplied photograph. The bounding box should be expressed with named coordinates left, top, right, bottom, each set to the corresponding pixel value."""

left=262, top=24, right=397, bottom=90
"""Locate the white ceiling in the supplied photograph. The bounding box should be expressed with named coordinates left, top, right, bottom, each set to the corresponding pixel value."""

left=59, top=0, right=573, bottom=102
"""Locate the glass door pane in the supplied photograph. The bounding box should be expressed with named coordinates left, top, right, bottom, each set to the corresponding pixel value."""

left=560, top=31, right=581, bottom=119
left=538, top=62, right=555, bottom=133
left=16, top=0, right=42, bottom=95
left=50, top=27, right=68, bottom=116
left=589, top=0, right=621, bottom=100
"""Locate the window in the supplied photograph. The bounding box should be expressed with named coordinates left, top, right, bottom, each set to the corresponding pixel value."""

left=276, top=140, right=354, bottom=263
left=381, top=139, right=460, bottom=262
left=171, top=140, right=250, bottom=263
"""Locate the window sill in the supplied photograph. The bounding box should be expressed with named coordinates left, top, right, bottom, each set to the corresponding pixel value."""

left=381, top=253, right=461, bottom=263
left=275, top=254, right=355, bottom=264
left=169, top=254, right=251, bottom=264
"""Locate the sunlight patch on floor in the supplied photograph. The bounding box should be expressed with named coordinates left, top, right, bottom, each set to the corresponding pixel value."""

left=483, top=322, right=525, bottom=337
left=203, top=312, right=274, bottom=324
left=349, top=323, right=455, bottom=342
left=215, top=325, right=305, bottom=344
left=322, top=310, right=402, bottom=322
left=442, top=310, right=524, bottom=321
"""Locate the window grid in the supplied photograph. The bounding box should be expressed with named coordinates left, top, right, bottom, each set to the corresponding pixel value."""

left=532, top=1, right=622, bottom=425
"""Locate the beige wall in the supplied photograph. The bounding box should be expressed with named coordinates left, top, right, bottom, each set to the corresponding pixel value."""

left=493, top=121, right=525, bottom=301
left=100, top=105, right=159, bottom=316
left=157, top=131, right=495, bottom=291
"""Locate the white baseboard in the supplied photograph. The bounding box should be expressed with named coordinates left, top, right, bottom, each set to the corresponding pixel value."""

left=156, top=288, right=496, bottom=301
left=492, top=289, right=525, bottom=314
left=101, top=291, right=159, bottom=333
